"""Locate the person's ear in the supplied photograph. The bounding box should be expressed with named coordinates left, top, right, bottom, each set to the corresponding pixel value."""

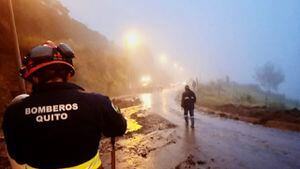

left=66, top=73, right=73, bottom=81
left=25, top=81, right=33, bottom=94
left=32, top=76, right=39, bottom=84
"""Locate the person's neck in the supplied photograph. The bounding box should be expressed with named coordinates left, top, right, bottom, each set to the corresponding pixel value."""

left=46, top=78, right=64, bottom=83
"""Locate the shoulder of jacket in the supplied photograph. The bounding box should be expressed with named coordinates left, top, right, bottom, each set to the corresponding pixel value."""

left=6, top=94, right=29, bottom=110
left=11, top=94, right=29, bottom=103
left=80, top=91, right=110, bottom=102
left=4, top=97, right=28, bottom=121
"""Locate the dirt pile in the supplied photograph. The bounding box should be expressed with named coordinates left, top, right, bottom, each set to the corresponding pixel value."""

left=199, top=104, right=300, bottom=132
left=131, top=112, right=177, bottom=135
left=112, top=96, right=141, bottom=109
left=175, top=154, right=210, bottom=169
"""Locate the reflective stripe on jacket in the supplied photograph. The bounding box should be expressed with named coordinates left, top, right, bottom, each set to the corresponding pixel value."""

left=25, top=152, right=101, bottom=169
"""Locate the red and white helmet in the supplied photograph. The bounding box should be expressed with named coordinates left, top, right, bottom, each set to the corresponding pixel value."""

left=19, top=41, right=75, bottom=81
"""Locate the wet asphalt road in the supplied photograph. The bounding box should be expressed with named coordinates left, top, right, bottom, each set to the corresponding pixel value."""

left=138, top=88, right=300, bottom=169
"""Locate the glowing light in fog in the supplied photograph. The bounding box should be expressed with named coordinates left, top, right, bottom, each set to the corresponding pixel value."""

left=125, top=31, right=140, bottom=48
left=140, top=75, right=152, bottom=86
left=173, top=63, right=178, bottom=69
left=141, top=75, right=151, bottom=82
left=159, top=54, right=168, bottom=64
left=140, top=93, right=152, bottom=109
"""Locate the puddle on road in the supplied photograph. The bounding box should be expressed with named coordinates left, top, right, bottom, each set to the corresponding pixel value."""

left=121, top=106, right=143, bottom=133
left=140, top=93, right=152, bottom=109
left=121, top=93, right=153, bottom=133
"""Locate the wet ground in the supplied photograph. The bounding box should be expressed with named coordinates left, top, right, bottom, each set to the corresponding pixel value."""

left=100, top=88, right=300, bottom=169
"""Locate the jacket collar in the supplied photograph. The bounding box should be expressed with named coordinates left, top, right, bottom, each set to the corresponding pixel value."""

left=32, top=82, right=84, bottom=93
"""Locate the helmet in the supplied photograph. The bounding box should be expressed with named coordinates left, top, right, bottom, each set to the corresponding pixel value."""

left=185, top=85, right=190, bottom=90
left=19, top=41, right=75, bottom=81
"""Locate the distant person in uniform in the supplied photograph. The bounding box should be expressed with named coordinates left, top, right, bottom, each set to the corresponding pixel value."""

left=2, top=41, right=127, bottom=169
left=181, top=85, right=196, bottom=128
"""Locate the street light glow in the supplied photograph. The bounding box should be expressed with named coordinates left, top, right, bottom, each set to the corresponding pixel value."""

left=141, top=75, right=151, bottom=83
left=140, top=75, right=152, bottom=86
left=159, top=54, right=168, bottom=64
left=125, top=31, right=140, bottom=48
left=173, top=63, right=178, bottom=68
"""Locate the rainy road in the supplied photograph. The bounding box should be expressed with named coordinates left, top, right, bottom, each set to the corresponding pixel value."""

left=137, top=88, right=300, bottom=169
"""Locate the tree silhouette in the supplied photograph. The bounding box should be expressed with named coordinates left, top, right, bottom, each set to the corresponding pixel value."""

left=254, top=62, right=285, bottom=106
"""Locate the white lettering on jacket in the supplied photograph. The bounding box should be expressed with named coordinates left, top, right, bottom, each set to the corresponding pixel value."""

left=36, top=113, right=68, bottom=123
left=25, top=103, right=78, bottom=123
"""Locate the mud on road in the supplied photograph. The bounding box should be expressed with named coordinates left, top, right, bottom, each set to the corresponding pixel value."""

left=99, top=106, right=179, bottom=168
left=100, top=103, right=218, bottom=169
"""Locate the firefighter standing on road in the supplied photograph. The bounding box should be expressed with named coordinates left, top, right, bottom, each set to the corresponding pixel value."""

left=2, top=41, right=127, bottom=169
left=181, top=85, right=196, bottom=128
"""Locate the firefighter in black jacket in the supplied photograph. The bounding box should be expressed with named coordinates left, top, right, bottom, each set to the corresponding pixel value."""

left=181, top=85, right=196, bottom=128
left=2, top=41, right=127, bottom=169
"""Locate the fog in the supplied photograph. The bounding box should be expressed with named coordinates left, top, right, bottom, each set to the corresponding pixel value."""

left=60, top=0, right=300, bottom=100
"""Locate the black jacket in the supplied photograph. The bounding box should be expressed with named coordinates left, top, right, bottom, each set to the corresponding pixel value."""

left=2, top=82, right=127, bottom=168
left=181, top=89, right=197, bottom=109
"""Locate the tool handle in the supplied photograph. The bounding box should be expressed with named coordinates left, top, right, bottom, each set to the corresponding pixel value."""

left=111, top=137, right=116, bottom=169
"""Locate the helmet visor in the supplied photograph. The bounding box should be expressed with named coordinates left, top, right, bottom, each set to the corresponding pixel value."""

left=57, top=43, right=75, bottom=58
left=28, top=46, right=54, bottom=63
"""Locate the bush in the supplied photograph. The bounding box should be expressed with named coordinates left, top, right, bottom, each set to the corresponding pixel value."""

left=269, top=102, right=285, bottom=110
